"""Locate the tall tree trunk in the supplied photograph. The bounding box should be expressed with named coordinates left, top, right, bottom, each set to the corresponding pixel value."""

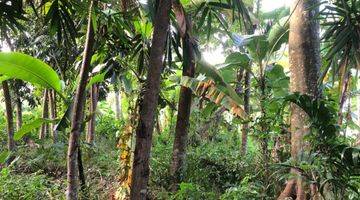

left=241, top=71, right=251, bottom=155
left=49, top=90, right=58, bottom=142
left=86, top=84, right=98, bottom=143
left=3, top=34, right=15, bottom=151
left=278, top=0, right=321, bottom=199
left=357, top=72, right=360, bottom=145
left=66, top=1, right=96, bottom=199
left=39, top=89, right=49, bottom=139
left=240, top=0, right=258, bottom=155
left=130, top=0, right=171, bottom=199
left=2, top=81, right=15, bottom=151
left=14, top=86, right=22, bottom=131
left=114, top=83, right=122, bottom=120
left=170, top=30, right=195, bottom=189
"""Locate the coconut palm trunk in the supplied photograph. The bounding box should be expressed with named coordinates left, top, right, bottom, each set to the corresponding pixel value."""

left=130, top=0, right=171, bottom=199
left=66, top=1, right=96, bottom=199
left=278, top=0, right=321, bottom=199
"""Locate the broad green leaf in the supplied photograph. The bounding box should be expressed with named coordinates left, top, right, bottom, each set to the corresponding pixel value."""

left=0, top=75, right=10, bottom=82
left=246, top=35, right=269, bottom=62
left=0, top=151, right=10, bottom=164
left=267, top=16, right=289, bottom=52
left=196, top=59, right=243, bottom=105
left=0, top=52, right=62, bottom=93
left=219, top=52, right=252, bottom=83
left=197, top=59, right=227, bottom=85
left=14, top=118, right=56, bottom=141
left=87, top=71, right=106, bottom=89
left=180, top=0, right=190, bottom=5
left=224, top=52, right=251, bottom=67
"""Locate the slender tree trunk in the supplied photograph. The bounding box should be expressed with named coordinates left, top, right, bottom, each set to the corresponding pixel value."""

left=86, top=84, right=98, bottom=143
left=130, top=0, right=171, bottom=199
left=39, top=89, right=49, bottom=139
left=49, top=90, right=58, bottom=142
left=338, top=71, right=350, bottom=126
left=78, top=147, right=86, bottom=193
left=240, top=0, right=258, bottom=154
left=170, top=30, right=195, bottom=189
left=114, top=83, right=122, bottom=120
left=66, top=1, right=96, bottom=199
left=2, top=34, right=15, bottom=151
left=2, top=81, right=15, bottom=151
left=278, top=0, right=321, bottom=199
left=15, top=88, right=22, bottom=131
left=241, top=71, right=251, bottom=155
left=357, top=72, right=360, bottom=145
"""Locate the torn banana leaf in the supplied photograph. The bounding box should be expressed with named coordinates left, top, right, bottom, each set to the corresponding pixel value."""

left=181, top=76, right=248, bottom=119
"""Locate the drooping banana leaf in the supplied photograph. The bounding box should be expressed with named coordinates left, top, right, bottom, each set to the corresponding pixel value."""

left=181, top=76, right=247, bottom=119
left=0, top=52, right=63, bottom=94
left=196, top=59, right=244, bottom=105
left=14, top=118, right=58, bottom=141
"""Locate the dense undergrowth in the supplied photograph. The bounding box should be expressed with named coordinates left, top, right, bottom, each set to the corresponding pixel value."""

left=0, top=108, right=277, bottom=200
left=1, top=102, right=360, bottom=200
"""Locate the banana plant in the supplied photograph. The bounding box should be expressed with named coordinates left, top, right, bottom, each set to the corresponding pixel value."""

left=0, top=52, right=63, bottom=163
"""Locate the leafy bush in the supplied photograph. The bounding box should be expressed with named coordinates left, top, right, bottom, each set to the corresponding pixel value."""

left=171, top=182, right=216, bottom=200
left=220, top=175, right=262, bottom=200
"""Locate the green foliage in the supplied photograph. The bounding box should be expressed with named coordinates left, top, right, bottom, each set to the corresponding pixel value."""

left=220, top=176, right=262, bottom=200
left=0, top=52, right=63, bottom=94
left=171, top=182, right=216, bottom=200
left=0, top=168, right=64, bottom=200
left=14, top=118, right=56, bottom=141
left=280, top=93, right=360, bottom=197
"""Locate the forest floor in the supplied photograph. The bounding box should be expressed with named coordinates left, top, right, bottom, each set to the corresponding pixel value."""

left=1, top=130, right=283, bottom=200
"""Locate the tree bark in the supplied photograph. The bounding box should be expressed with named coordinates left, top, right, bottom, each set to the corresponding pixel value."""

left=39, top=89, right=49, bottom=139
left=49, top=90, right=58, bottom=142
left=241, top=71, right=251, bottom=155
left=278, top=0, right=321, bottom=199
left=14, top=86, right=22, bottom=131
left=66, top=1, right=96, bottom=199
left=2, top=35, right=15, bottom=151
left=2, top=81, right=15, bottom=151
left=86, top=84, right=98, bottom=144
left=114, top=83, right=122, bottom=121
left=170, top=31, right=195, bottom=189
left=130, top=0, right=171, bottom=199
